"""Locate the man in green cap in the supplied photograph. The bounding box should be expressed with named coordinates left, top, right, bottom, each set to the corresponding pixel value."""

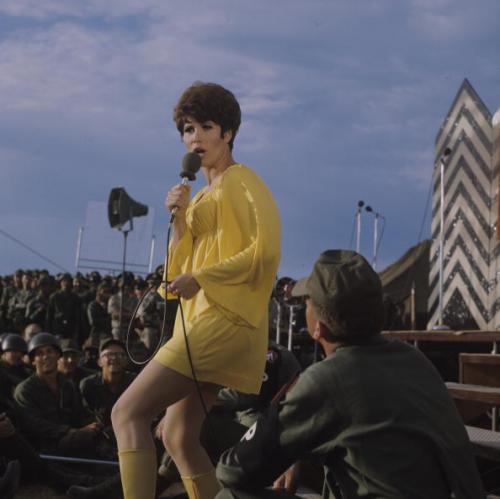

left=215, top=250, right=484, bottom=498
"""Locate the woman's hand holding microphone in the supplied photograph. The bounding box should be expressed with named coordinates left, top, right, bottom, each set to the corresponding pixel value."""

left=165, top=182, right=200, bottom=299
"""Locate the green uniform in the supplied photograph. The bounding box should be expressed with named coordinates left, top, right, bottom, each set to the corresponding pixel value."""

left=87, top=300, right=112, bottom=343
left=137, top=291, right=165, bottom=349
left=46, top=290, right=82, bottom=341
left=63, top=366, right=97, bottom=390
left=216, top=337, right=484, bottom=499
left=0, top=285, right=19, bottom=328
left=107, top=292, right=138, bottom=340
left=80, top=371, right=136, bottom=428
left=14, top=372, right=95, bottom=455
left=0, top=363, right=32, bottom=388
left=25, top=292, right=50, bottom=328
left=8, top=289, right=36, bottom=327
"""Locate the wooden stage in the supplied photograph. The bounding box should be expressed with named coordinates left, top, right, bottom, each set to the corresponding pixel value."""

left=382, top=330, right=500, bottom=351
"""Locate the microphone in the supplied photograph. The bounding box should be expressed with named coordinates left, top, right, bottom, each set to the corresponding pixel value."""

left=440, top=147, right=452, bottom=166
left=181, top=152, right=202, bottom=183
left=170, top=152, right=201, bottom=222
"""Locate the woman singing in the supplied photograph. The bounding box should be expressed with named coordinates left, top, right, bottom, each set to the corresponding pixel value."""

left=112, top=82, right=281, bottom=499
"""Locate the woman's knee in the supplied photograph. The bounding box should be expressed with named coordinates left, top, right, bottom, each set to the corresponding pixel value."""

left=111, top=391, right=149, bottom=430
left=162, top=424, right=199, bottom=458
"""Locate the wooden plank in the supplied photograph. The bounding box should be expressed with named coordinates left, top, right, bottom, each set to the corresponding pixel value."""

left=460, top=354, right=500, bottom=365
left=446, top=382, right=500, bottom=405
left=466, top=425, right=500, bottom=461
left=382, top=331, right=500, bottom=343
left=460, top=354, right=500, bottom=387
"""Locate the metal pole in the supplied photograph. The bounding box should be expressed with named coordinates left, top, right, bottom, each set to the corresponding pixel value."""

left=434, top=148, right=451, bottom=331
left=75, top=226, right=84, bottom=271
left=148, top=235, right=156, bottom=273
left=410, top=282, right=416, bottom=330
left=372, top=214, right=379, bottom=270
left=119, top=230, right=129, bottom=340
left=275, top=299, right=282, bottom=345
left=40, top=454, right=119, bottom=466
left=287, top=305, right=295, bottom=351
left=355, top=210, right=361, bottom=254
left=438, top=158, right=445, bottom=326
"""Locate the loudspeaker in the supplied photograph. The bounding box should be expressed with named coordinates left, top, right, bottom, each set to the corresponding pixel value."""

left=108, top=187, right=148, bottom=229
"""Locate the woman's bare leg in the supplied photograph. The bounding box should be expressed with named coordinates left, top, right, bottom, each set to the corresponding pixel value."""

left=162, top=383, right=220, bottom=476
left=111, top=360, right=214, bottom=499
left=111, top=359, right=197, bottom=451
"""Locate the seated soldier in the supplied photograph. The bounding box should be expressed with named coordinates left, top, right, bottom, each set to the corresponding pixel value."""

left=67, top=341, right=300, bottom=499
left=216, top=250, right=485, bottom=499
left=0, top=363, right=92, bottom=492
left=14, top=332, right=103, bottom=457
left=58, top=339, right=95, bottom=388
left=80, top=338, right=136, bottom=440
left=82, top=337, right=100, bottom=371
left=1, top=334, right=32, bottom=386
left=216, top=340, right=301, bottom=428
left=157, top=340, right=301, bottom=489
left=23, top=323, right=41, bottom=343
left=87, top=283, right=112, bottom=345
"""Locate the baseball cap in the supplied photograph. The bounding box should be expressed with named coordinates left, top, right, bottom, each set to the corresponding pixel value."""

left=60, top=338, right=81, bottom=354
left=292, top=250, right=382, bottom=319
left=99, top=338, right=126, bottom=354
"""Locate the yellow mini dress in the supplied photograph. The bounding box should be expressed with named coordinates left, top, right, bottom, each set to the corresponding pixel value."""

left=154, top=164, right=281, bottom=394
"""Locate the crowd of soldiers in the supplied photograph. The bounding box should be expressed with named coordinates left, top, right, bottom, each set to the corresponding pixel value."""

left=0, top=267, right=174, bottom=348
left=0, top=267, right=302, bottom=499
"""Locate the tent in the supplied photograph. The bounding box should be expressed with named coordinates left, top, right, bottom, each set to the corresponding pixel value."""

left=379, top=240, right=431, bottom=330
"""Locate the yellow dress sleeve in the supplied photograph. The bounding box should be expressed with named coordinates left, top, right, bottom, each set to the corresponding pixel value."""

left=193, top=165, right=281, bottom=328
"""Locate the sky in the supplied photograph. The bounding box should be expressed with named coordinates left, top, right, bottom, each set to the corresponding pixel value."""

left=1, top=0, right=499, bottom=279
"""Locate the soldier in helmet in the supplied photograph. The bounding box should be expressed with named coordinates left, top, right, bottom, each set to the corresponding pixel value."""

left=107, top=272, right=138, bottom=341
left=7, top=271, right=36, bottom=333
left=0, top=354, right=93, bottom=492
left=14, top=332, right=102, bottom=456
left=0, top=270, right=23, bottom=330
left=0, top=334, right=32, bottom=387
left=57, top=339, right=95, bottom=388
left=46, top=273, right=82, bottom=342
left=135, top=278, right=163, bottom=351
left=87, top=283, right=112, bottom=344
left=25, top=275, right=54, bottom=329
left=81, top=337, right=100, bottom=371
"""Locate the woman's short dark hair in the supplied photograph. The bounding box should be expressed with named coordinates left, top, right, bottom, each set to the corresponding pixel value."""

left=173, top=82, right=241, bottom=150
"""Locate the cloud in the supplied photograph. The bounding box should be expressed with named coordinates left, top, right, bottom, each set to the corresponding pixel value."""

left=0, top=0, right=499, bottom=276
left=408, top=0, right=500, bottom=42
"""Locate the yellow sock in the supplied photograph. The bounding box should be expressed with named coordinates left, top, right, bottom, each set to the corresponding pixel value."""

left=181, top=470, right=222, bottom=499
left=118, top=448, right=157, bottom=499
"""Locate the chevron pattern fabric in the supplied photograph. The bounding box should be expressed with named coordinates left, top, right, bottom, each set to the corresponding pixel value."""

left=428, top=79, right=497, bottom=330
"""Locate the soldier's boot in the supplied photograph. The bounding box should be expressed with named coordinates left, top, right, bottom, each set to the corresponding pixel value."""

left=0, top=460, right=20, bottom=499
left=66, top=473, right=122, bottom=499
left=181, top=470, right=221, bottom=499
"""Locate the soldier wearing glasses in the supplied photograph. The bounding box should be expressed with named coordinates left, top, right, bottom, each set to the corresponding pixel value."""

left=80, top=339, right=136, bottom=438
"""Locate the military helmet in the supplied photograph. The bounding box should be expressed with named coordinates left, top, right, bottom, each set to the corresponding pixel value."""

left=1, top=334, right=28, bottom=353
left=0, top=332, right=10, bottom=351
left=27, top=332, right=62, bottom=357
